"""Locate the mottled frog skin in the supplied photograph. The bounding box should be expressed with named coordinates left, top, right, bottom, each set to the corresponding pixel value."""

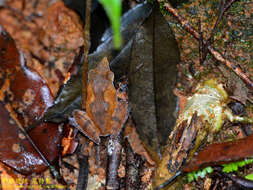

left=154, top=79, right=252, bottom=189
left=69, top=57, right=128, bottom=144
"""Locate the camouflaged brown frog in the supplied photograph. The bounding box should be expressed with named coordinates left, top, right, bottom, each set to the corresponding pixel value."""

left=69, top=57, right=129, bottom=144
left=68, top=57, right=155, bottom=167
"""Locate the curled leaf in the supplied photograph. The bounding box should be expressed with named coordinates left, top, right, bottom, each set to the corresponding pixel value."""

left=0, top=27, right=62, bottom=174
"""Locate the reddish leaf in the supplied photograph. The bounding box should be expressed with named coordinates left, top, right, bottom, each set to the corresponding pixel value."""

left=124, top=119, right=155, bottom=166
left=0, top=26, right=54, bottom=126
left=182, top=135, right=253, bottom=173
left=0, top=102, right=61, bottom=174
left=0, top=26, right=62, bottom=174
left=61, top=124, right=78, bottom=156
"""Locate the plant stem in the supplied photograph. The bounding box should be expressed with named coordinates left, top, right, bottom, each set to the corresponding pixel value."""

left=81, top=0, right=91, bottom=110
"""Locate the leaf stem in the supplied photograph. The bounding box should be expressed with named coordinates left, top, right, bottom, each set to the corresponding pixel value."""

left=81, top=0, right=91, bottom=110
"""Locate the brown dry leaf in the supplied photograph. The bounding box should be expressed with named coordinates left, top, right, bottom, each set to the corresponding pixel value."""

left=0, top=0, right=84, bottom=96
left=124, top=119, right=155, bottom=166
left=41, top=1, right=84, bottom=50
left=182, top=134, right=253, bottom=173
left=0, top=26, right=62, bottom=175
left=173, top=88, right=188, bottom=115
left=61, top=125, right=78, bottom=156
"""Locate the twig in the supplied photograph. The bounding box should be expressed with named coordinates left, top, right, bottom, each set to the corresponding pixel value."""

left=163, top=3, right=253, bottom=89
left=215, top=167, right=253, bottom=189
left=76, top=153, right=89, bottom=190
left=154, top=171, right=182, bottom=190
left=81, top=0, right=91, bottom=109
left=198, top=18, right=204, bottom=64
left=208, top=0, right=225, bottom=41
left=125, top=141, right=141, bottom=190
left=207, top=0, right=238, bottom=49
left=106, top=135, right=122, bottom=190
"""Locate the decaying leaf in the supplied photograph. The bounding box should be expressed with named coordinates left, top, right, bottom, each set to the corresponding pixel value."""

left=0, top=27, right=62, bottom=174
left=129, top=5, right=180, bottom=156
left=41, top=0, right=84, bottom=50
left=182, top=134, right=253, bottom=173
left=61, top=124, right=78, bottom=156
left=0, top=0, right=84, bottom=96
left=124, top=119, right=155, bottom=166
left=154, top=79, right=253, bottom=189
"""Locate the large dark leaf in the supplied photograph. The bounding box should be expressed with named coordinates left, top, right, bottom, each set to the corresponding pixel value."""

left=128, top=5, right=180, bottom=156
left=42, top=2, right=153, bottom=123
left=0, top=27, right=61, bottom=174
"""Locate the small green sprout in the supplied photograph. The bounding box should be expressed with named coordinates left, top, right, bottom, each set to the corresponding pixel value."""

left=187, top=158, right=253, bottom=182
left=187, top=167, right=213, bottom=182
left=245, top=174, right=253, bottom=181
left=99, top=0, right=122, bottom=49
left=222, top=158, right=253, bottom=173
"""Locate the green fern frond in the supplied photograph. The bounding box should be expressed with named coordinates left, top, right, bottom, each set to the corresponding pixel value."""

left=186, top=158, right=253, bottom=182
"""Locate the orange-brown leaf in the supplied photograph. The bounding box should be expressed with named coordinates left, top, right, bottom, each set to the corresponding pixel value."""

left=124, top=120, right=155, bottom=166
left=182, top=135, right=253, bottom=173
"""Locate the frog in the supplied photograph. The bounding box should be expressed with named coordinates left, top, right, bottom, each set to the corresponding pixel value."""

left=69, top=57, right=129, bottom=144
left=154, top=79, right=253, bottom=189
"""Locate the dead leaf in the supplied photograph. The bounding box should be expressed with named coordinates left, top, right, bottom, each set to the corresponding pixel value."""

left=0, top=163, right=20, bottom=190
left=41, top=1, right=84, bottom=50
left=182, top=134, right=253, bottom=173
left=61, top=125, right=78, bottom=156
left=0, top=27, right=62, bottom=175
left=124, top=119, right=155, bottom=166
left=129, top=5, right=180, bottom=156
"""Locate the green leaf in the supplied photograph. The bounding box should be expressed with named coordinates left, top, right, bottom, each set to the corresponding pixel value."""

left=187, top=159, right=253, bottom=183
left=99, top=0, right=122, bottom=49
left=187, top=173, right=194, bottom=182
left=206, top=167, right=213, bottom=173
left=187, top=167, right=214, bottom=182
left=222, top=158, right=253, bottom=173
left=245, top=174, right=253, bottom=181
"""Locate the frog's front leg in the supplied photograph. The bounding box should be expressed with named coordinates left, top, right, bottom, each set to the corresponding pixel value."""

left=69, top=109, right=101, bottom=144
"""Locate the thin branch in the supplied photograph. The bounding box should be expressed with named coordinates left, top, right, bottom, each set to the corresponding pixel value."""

left=163, top=3, right=253, bottom=89
left=81, top=0, right=91, bottom=109
left=198, top=18, right=204, bottom=64
left=208, top=0, right=239, bottom=44
left=76, top=153, right=89, bottom=190
left=106, top=135, right=122, bottom=190
left=208, top=0, right=225, bottom=41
